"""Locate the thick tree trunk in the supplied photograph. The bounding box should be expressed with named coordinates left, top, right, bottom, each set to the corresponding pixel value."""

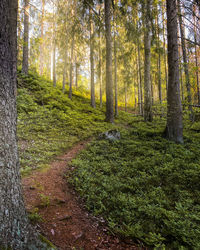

left=90, top=8, right=96, bottom=108
left=22, top=0, right=29, bottom=75
left=0, top=1, right=53, bottom=248
left=39, top=0, right=45, bottom=75
left=177, top=0, right=193, bottom=119
left=165, top=0, right=183, bottom=143
left=143, top=0, right=153, bottom=122
left=104, top=0, right=114, bottom=123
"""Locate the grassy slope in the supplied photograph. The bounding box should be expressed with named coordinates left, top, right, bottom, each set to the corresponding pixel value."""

left=17, top=71, right=200, bottom=249
left=70, top=118, right=200, bottom=249
left=17, top=71, right=132, bottom=175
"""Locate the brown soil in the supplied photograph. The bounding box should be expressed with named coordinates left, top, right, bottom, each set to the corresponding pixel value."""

left=22, top=140, right=143, bottom=250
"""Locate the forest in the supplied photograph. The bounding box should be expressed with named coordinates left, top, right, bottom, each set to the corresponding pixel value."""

left=0, top=0, right=200, bottom=249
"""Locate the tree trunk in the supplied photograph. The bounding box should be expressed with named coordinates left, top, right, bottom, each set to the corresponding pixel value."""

left=165, top=0, right=183, bottom=143
left=156, top=8, right=162, bottom=104
left=162, top=3, right=168, bottom=93
left=177, top=0, right=193, bottom=119
left=104, top=0, right=114, bottom=122
left=22, top=0, right=29, bottom=75
left=90, top=8, right=96, bottom=108
left=0, top=1, right=53, bottom=248
left=62, top=48, right=68, bottom=93
left=143, top=0, right=153, bottom=122
left=53, top=6, right=56, bottom=87
left=193, top=5, right=200, bottom=105
left=39, top=0, right=45, bottom=75
left=69, top=34, right=74, bottom=99
left=137, top=41, right=143, bottom=115
left=75, top=57, right=79, bottom=90
left=114, top=23, right=118, bottom=117
left=98, top=29, right=103, bottom=108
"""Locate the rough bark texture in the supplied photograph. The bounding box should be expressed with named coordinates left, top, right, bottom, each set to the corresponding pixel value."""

left=105, top=0, right=114, bottom=123
left=177, top=0, right=193, bottom=118
left=165, top=0, right=183, bottom=144
left=22, top=0, right=29, bottom=75
left=0, top=1, right=54, bottom=249
left=90, top=8, right=96, bottom=108
left=157, top=9, right=162, bottom=104
left=143, top=0, right=153, bottom=122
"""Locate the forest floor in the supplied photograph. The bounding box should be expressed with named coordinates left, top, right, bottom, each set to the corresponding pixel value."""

left=22, top=139, right=141, bottom=250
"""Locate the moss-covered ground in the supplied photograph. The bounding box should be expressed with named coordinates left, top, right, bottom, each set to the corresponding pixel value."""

left=17, top=71, right=132, bottom=175
left=70, top=117, right=200, bottom=249
left=17, top=71, right=200, bottom=249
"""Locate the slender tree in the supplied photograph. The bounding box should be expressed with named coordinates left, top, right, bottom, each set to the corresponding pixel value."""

left=143, top=0, right=153, bottom=122
left=165, top=0, right=183, bottom=143
left=177, top=0, right=193, bottom=119
left=22, top=0, right=29, bottom=75
left=39, top=0, right=45, bottom=75
left=89, top=7, right=96, bottom=108
left=105, top=0, right=114, bottom=122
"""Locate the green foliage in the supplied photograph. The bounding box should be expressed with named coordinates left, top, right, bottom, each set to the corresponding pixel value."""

left=17, top=71, right=132, bottom=174
left=28, top=208, right=43, bottom=223
left=70, top=118, right=200, bottom=248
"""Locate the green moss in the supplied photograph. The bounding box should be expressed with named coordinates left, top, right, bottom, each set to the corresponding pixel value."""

left=39, top=234, right=57, bottom=249
left=70, top=118, right=200, bottom=249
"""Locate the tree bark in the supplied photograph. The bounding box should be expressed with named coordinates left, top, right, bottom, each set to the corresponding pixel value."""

left=22, top=0, right=29, bottom=75
left=104, top=0, right=114, bottom=123
left=143, top=0, right=153, bottom=122
left=114, top=23, right=118, bottom=117
left=165, top=0, right=183, bottom=143
left=137, top=40, right=143, bottom=115
left=98, top=28, right=103, bottom=108
left=193, top=5, right=200, bottom=105
left=69, top=34, right=74, bottom=99
left=90, top=8, right=96, bottom=108
left=0, top=1, right=53, bottom=248
left=162, top=3, right=168, bottom=93
left=53, top=5, right=56, bottom=87
left=62, top=48, right=68, bottom=93
left=177, top=0, right=193, bottom=119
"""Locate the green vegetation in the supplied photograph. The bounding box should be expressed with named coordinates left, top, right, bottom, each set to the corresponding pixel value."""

left=17, top=71, right=131, bottom=175
left=70, top=118, right=200, bottom=249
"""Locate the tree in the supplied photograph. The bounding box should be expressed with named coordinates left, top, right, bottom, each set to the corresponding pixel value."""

left=177, top=0, right=193, bottom=119
left=89, top=7, right=96, bottom=108
left=22, top=0, right=29, bottom=75
left=165, top=0, right=183, bottom=143
left=143, top=0, right=153, bottom=122
left=105, top=0, right=114, bottom=123
left=0, top=0, right=50, bottom=248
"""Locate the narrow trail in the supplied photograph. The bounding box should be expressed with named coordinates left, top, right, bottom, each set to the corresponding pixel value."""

left=22, top=140, right=140, bottom=250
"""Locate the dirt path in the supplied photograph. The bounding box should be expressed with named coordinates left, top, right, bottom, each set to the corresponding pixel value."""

left=22, top=140, right=141, bottom=250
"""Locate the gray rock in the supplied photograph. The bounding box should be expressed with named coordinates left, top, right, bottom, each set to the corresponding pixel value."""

left=99, top=130, right=121, bottom=141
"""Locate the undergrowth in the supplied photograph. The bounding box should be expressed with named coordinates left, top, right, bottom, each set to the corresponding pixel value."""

left=70, top=118, right=200, bottom=249
left=17, top=71, right=133, bottom=175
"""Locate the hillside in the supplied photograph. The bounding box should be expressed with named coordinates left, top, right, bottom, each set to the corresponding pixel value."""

left=17, top=72, right=200, bottom=249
